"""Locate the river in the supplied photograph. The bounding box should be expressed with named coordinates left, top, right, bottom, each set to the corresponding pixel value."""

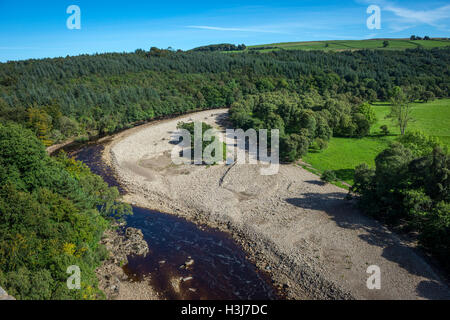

left=71, top=142, right=279, bottom=300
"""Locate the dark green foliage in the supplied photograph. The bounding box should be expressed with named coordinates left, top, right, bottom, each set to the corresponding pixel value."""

left=192, top=43, right=246, bottom=52
left=321, top=170, right=337, bottom=183
left=380, top=125, right=389, bottom=136
left=356, top=102, right=377, bottom=125
left=353, top=133, right=450, bottom=270
left=0, top=47, right=448, bottom=147
left=229, top=89, right=377, bottom=162
left=422, top=91, right=435, bottom=102
left=310, top=138, right=328, bottom=151
left=280, top=133, right=310, bottom=162
left=398, top=131, right=443, bottom=157
left=0, top=123, right=131, bottom=299
left=176, top=121, right=225, bottom=163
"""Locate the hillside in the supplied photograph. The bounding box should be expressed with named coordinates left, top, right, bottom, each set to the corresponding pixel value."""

left=245, top=38, right=450, bottom=52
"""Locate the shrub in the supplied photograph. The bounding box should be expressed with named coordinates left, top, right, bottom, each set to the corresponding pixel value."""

left=315, top=138, right=328, bottom=150
left=357, top=102, right=377, bottom=125
left=398, top=131, right=443, bottom=157
left=321, top=170, right=337, bottom=183
left=380, top=125, right=389, bottom=136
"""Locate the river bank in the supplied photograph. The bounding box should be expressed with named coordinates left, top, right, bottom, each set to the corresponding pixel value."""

left=74, top=140, right=278, bottom=300
left=103, top=108, right=450, bottom=300
left=95, top=224, right=162, bottom=300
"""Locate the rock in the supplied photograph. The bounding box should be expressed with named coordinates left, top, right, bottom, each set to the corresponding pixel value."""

left=185, top=259, right=194, bottom=267
left=125, top=227, right=144, bottom=240
left=96, top=225, right=150, bottom=300
left=124, top=227, right=149, bottom=256
left=0, top=287, right=6, bottom=297
left=0, top=286, right=15, bottom=300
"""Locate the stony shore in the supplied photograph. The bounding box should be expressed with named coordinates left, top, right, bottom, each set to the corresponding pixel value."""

left=95, top=224, right=161, bottom=300
left=103, top=108, right=450, bottom=300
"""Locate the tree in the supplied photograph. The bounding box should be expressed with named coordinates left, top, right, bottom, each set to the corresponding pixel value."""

left=380, top=125, right=389, bottom=136
left=352, top=137, right=450, bottom=270
left=357, top=102, right=377, bottom=125
left=388, top=86, right=414, bottom=135
left=422, top=91, right=435, bottom=103
left=352, top=113, right=371, bottom=137
left=27, top=107, right=53, bottom=146
left=398, top=131, right=442, bottom=157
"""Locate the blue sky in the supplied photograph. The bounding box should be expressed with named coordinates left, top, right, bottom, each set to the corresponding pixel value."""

left=0, top=0, right=449, bottom=61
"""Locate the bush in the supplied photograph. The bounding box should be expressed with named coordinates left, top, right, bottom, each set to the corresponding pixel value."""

left=310, top=138, right=328, bottom=152
left=321, top=170, right=337, bottom=183
left=380, top=125, right=389, bottom=136
left=398, top=131, right=443, bottom=157
left=357, top=102, right=377, bottom=125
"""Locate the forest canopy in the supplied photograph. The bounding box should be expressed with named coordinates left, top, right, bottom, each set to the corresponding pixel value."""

left=1, top=47, right=449, bottom=147
left=0, top=123, right=130, bottom=299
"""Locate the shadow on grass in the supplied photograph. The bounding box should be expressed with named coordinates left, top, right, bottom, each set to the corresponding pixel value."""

left=368, top=133, right=398, bottom=138
left=333, top=168, right=354, bottom=182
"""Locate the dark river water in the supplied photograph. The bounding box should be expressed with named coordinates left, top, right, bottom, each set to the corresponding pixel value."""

left=71, top=143, right=279, bottom=300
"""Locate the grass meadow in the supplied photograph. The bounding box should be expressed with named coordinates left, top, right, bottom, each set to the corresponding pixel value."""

left=303, top=99, right=450, bottom=184
left=246, top=39, right=450, bottom=52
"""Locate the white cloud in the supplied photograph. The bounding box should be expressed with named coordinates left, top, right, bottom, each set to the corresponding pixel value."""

left=384, top=3, right=450, bottom=26
left=186, top=25, right=281, bottom=33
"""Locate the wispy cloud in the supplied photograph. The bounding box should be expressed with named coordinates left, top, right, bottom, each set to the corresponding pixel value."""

left=384, top=3, right=450, bottom=27
left=357, top=0, right=450, bottom=32
left=186, top=25, right=282, bottom=33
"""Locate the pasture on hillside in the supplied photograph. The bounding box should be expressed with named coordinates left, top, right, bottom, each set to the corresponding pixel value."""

left=246, top=39, right=450, bottom=52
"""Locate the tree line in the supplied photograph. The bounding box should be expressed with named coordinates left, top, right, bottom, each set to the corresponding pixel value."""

left=191, top=43, right=247, bottom=52
left=0, top=47, right=448, bottom=146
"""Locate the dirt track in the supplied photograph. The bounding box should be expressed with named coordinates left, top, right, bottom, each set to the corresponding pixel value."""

left=104, top=108, right=450, bottom=300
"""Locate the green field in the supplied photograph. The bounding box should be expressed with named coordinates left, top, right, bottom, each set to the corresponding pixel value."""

left=246, top=39, right=450, bottom=52
left=303, top=99, right=450, bottom=184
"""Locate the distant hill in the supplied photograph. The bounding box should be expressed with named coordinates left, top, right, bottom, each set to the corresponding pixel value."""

left=244, top=38, right=450, bottom=52
left=191, top=43, right=246, bottom=52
